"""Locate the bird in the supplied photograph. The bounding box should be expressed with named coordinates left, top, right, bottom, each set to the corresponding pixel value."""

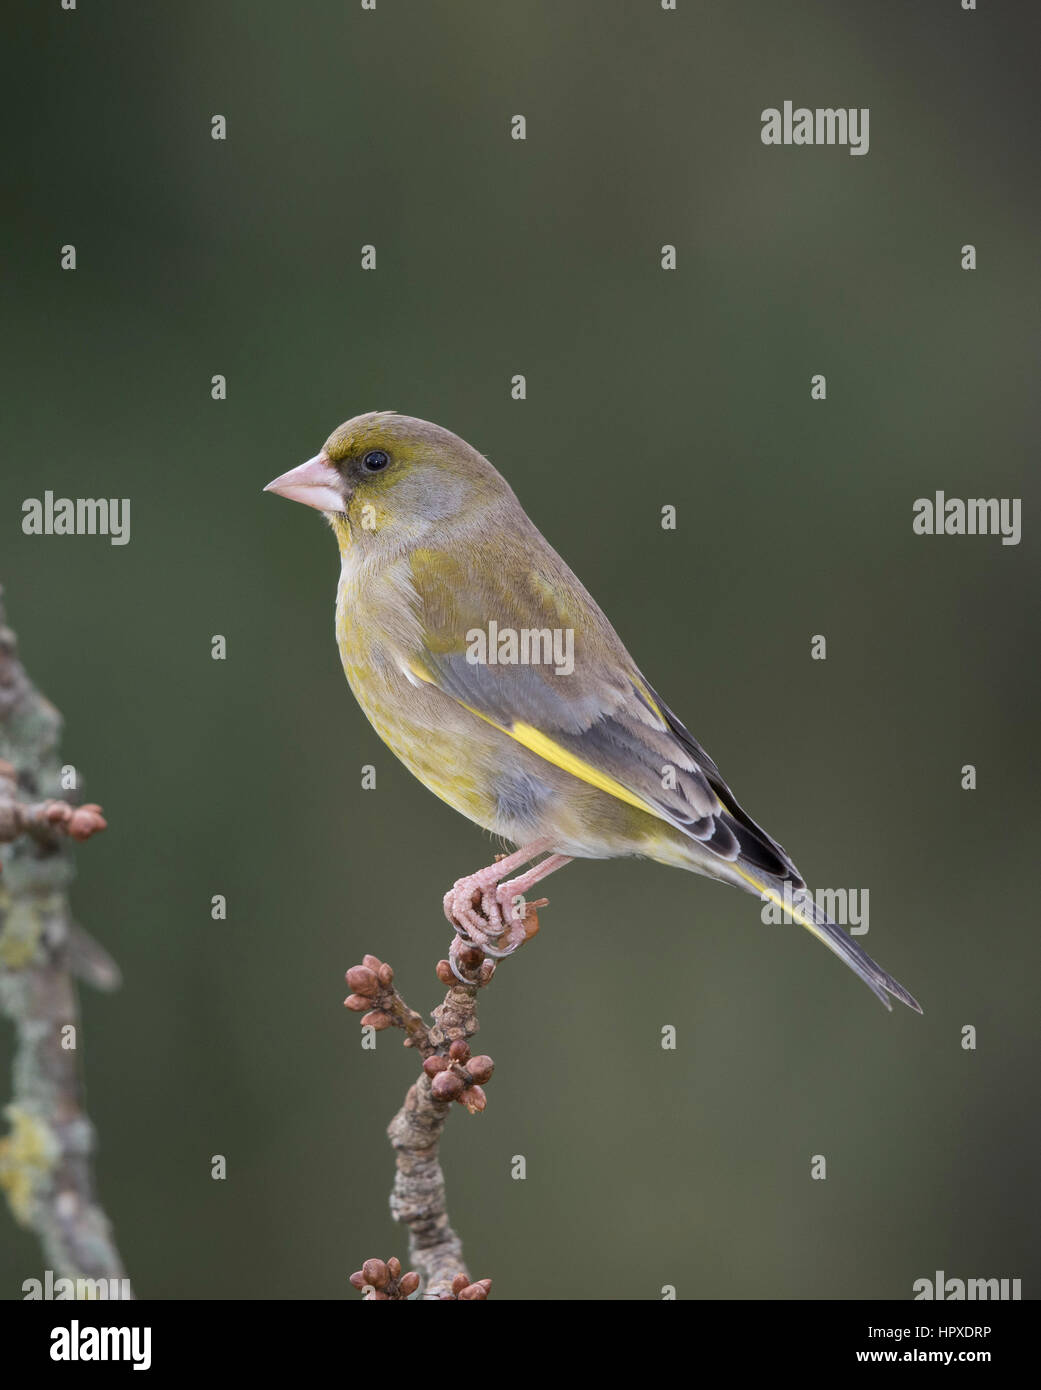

left=265, top=411, right=920, bottom=1012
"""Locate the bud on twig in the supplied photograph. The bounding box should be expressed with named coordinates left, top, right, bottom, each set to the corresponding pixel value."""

left=349, top=1256, right=420, bottom=1300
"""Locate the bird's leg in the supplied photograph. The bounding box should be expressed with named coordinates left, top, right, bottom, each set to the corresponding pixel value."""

left=444, top=847, right=572, bottom=984
left=443, top=838, right=580, bottom=972
left=487, top=854, right=573, bottom=954
left=443, top=839, right=553, bottom=943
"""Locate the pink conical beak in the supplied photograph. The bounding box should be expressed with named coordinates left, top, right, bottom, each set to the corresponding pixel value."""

left=264, top=452, right=345, bottom=512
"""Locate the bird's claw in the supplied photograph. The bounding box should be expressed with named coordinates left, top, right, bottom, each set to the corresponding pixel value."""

left=448, top=937, right=478, bottom=984
left=446, top=920, right=519, bottom=986
left=444, top=877, right=547, bottom=976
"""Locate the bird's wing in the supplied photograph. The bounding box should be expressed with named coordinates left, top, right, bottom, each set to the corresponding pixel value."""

left=403, top=545, right=797, bottom=880
left=404, top=543, right=925, bottom=1015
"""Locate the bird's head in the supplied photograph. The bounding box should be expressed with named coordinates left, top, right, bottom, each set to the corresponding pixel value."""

left=264, top=411, right=512, bottom=552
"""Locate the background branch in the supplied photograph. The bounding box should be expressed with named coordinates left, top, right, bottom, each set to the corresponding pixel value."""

left=0, top=586, right=130, bottom=1295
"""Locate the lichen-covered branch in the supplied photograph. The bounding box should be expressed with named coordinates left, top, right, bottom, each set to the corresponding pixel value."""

left=0, top=586, right=130, bottom=1295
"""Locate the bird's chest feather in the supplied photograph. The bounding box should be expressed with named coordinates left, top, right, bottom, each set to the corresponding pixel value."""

left=333, top=553, right=500, bottom=824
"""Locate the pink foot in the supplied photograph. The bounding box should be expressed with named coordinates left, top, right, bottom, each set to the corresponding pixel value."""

left=442, top=846, right=572, bottom=965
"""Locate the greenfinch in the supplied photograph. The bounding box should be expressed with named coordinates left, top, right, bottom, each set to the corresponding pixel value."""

left=265, top=412, right=920, bottom=1012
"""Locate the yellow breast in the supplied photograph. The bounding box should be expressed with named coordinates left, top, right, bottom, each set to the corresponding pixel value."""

left=334, top=560, right=502, bottom=830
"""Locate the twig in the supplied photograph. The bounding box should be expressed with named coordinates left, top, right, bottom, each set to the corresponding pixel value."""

left=0, top=793, right=107, bottom=848
left=344, top=931, right=530, bottom=1300
left=0, top=587, right=130, bottom=1296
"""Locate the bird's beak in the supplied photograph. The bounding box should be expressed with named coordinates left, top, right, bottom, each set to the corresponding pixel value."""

left=263, top=452, right=345, bottom=512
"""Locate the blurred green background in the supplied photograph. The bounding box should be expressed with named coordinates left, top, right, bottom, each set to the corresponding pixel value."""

left=3, top=0, right=1039, bottom=1299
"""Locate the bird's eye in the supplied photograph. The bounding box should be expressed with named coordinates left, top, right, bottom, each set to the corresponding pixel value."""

left=362, top=450, right=390, bottom=472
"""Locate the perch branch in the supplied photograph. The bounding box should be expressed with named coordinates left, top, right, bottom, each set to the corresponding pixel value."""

left=344, top=914, right=540, bottom=1300
left=0, top=586, right=130, bottom=1295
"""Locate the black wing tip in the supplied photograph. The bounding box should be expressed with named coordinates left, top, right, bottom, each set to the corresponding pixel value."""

left=725, top=815, right=797, bottom=882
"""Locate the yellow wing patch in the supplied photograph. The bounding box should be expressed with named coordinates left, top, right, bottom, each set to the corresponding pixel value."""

left=406, top=659, right=659, bottom=818
left=507, top=722, right=657, bottom=816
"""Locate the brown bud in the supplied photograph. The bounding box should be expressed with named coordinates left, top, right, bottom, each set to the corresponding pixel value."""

left=451, top=1273, right=469, bottom=1295
left=448, top=1040, right=470, bottom=1062
left=387, top=1256, right=401, bottom=1279
left=399, top=1271, right=420, bottom=1297
left=455, top=944, right=484, bottom=970
left=362, top=953, right=382, bottom=972
left=435, top=959, right=455, bottom=985
left=345, top=965, right=378, bottom=994
left=377, top=962, right=394, bottom=986
left=67, top=804, right=107, bottom=839
left=344, top=994, right=371, bottom=1012
left=362, top=1258, right=389, bottom=1289
left=461, top=1085, right=487, bottom=1113
left=423, top=1056, right=449, bottom=1077
left=458, top=1280, right=489, bottom=1300
left=466, top=1055, right=494, bottom=1083
left=360, top=1010, right=392, bottom=1030
left=349, top=1270, right=367, bottom=1289
left=522, top=897, right=547, bottom=938
left=431, top=1070, right=464, bottom=1101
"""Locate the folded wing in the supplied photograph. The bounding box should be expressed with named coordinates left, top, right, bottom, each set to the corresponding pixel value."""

left=405, top=546, right=799, bottom=882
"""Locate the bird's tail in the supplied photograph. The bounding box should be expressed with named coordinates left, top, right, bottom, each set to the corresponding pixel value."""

left=733, top=868, right=922, bottom=1013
